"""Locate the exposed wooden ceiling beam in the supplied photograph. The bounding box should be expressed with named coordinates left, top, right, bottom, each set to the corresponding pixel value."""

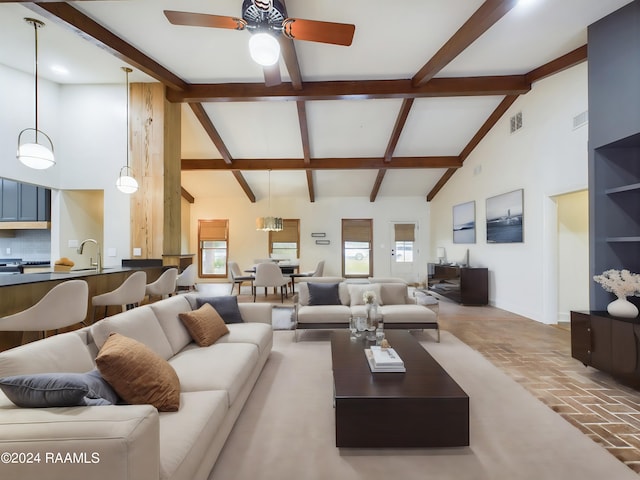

left=305, top=170, right=315, bottom=203
left=231, top=171, right=257, bottom=203
left=369, top=99, right=416, bottom=202
left=189, top=103, right=256, bottom=202
left=182, top=157, right=461, bottom=171
left=385, top=99, right=415, bottom=162
left=167, top=76, right=530, bottom=103
left=24, top=2, right=187, bottom=91
left=526, top=44, right=587, bottom=84
left=412, top=0, right=520, bottom=87
left=189, top=103, right=232, bottom=164
left=426, top=168, right=458, bottom=202
left=370, top=170, right=387, bottom=203
left=425, top=43, right=586, bottom=201
left=427, top=95, right=519, bottom=201
left=181, top=187, right=195, bottom=204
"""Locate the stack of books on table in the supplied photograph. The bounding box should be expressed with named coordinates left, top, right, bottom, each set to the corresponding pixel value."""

left=364, top=346, right=406, bottom=373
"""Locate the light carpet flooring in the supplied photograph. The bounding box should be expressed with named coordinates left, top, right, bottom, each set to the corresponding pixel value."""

left=208, top=330, right=637, bottom=480
left=196, top=282, right=640, bottom=474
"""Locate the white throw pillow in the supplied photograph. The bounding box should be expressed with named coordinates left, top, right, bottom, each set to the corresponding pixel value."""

left=347, top=283, right=383, bottom=307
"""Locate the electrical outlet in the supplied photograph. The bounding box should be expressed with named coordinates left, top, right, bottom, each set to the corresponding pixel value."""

left=68, top=239, right=79, bottom=248
left=133, top=248, right=142, bottom=257
left=5, top=247, right=10, bottom=255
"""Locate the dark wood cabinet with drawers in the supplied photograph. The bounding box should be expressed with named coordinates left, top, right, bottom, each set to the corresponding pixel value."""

left=428, top=265, right=488, bottom=306
left=571, top=311, right=640, bottom=378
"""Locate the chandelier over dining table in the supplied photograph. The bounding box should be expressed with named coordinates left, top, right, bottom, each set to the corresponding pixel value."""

left=256, top=170, right=283, bottom=232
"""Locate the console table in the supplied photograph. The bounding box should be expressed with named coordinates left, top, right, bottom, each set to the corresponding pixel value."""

left=428, top=265, right=488, bottom=305
left=571, top=310, right=640, bottom=378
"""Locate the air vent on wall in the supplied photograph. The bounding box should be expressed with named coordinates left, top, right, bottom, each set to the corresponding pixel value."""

left=510, top=112, right=523, bottom=134
left=573, top=110, right=588, bottom=130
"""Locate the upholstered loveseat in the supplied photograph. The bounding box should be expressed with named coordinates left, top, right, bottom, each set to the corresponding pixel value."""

left=0, top=293, right=273, bottom=480
left=293, top=277, right=439, bottom=341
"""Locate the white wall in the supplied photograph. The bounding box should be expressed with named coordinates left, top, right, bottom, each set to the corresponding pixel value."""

left=429, top=63, right=589, bottom=323
left=188, top=194, right=431, bottom=282
left=557, top=190, right=589, bottom=321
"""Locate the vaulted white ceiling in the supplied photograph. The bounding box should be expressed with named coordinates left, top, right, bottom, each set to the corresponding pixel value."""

left=0, top=0, right=633, bottom=201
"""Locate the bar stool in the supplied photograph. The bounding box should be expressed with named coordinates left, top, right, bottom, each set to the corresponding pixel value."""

left=145, top=268, right=178, bottom=302
left=0, top=280, right=88, bottom=343
left=175, top=264, right=197, bottom=292
left=92, top=270, right=146, bottom=322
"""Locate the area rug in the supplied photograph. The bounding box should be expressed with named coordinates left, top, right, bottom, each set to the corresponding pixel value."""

left=208, top=331, right=638, bottom=480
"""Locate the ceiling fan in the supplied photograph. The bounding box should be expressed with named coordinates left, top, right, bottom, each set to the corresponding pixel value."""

left=164, top=0, right=355, bottom=86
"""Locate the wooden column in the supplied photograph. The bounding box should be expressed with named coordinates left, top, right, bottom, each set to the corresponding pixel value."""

left=129, top=83, right=181, bottom=263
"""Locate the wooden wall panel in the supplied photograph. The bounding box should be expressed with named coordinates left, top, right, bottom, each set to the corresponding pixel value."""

left=129, top=83, right=181, bottom=260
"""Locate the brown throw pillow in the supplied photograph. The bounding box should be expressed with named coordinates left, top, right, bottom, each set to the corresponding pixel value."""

left=96, top=333, right=180, bottom=412
left=178, top=303, right=230, bottom=347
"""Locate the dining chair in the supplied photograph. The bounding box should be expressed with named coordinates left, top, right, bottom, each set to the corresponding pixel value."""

left=92, top=270, right=147, bottom=322
left=175, top=264, right=197, bottom=292
left=253, top=262, right=289, bottom=303
left=228, top=261, right=255, bottom=295
left=145, top=268, right=179, bottom=302
left=0, top=279, right=89, bottom=342
left=290, top=260, right=325, bottom=294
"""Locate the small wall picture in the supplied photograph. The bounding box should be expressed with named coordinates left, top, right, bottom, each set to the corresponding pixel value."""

left=453, top=201, right=476, bottom=244
left=486, top=189, right=524, bottom=243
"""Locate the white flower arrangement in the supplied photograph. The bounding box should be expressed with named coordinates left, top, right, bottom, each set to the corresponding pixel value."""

left=593, top=269, right=640, bottom=299
left=363, top=290, right=377, bottom=304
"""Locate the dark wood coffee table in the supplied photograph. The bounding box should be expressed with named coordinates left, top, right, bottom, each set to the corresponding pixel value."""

left=331, top=330, right=469, bottom=448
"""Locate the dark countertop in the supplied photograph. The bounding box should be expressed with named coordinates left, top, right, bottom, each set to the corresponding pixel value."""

left=0, top=267, right=142, bottom=287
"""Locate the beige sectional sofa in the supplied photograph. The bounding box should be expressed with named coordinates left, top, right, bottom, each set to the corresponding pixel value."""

left=0, top=294, right=273, bottom=480
left=293, top=277, right=439, bottom=341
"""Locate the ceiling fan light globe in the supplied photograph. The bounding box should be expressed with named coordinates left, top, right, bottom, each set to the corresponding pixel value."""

left=17, top=142, right=55, bottom=170
left=249, top=32, right=280, bottom=66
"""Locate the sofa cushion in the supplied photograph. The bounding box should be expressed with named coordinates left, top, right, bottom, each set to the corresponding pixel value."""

left=150, top=295, right=194, bottom=355
left=298, top=281, right=350, bottom=306
left=216, top=322, right=273, bottom=354
left=308, top=282, right=341, bottom=305
left=379, top=304, right=437, bottom=324
left=96, top=333, right=180, bottom=412
left=196, top=295, right=243, bottom=324
left=179, top=304, right=230, bottom=347
left=380, top=283, right=409, bottom=305
left=0, top=370, right=118, bottom=408
left=91, top=305, right=174, bottom=360
left=0, top=332, right=95, bottom=378
left=169, top=343, right=259, bottom=406
left=348, top=283, right=383, bottom=306
left=297, top=305, right=352, bottom=324
left=159, top=390, right=228, bottom=480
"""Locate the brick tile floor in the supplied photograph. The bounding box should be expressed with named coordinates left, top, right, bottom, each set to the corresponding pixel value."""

left=436, top=299, right=640, bottom=475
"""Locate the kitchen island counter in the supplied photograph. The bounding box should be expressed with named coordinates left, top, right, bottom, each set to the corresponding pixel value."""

left=0, top=266, right=164, bottom=352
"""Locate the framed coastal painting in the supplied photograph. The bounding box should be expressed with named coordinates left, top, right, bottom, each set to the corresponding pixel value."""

left=453, top=201, right=476, bottom=244
left=486, top=189, right=524, bottom=243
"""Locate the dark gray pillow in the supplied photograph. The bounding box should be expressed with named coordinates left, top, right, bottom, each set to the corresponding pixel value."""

left=196, top=295, right=244, bottom=324
left=308, top=282, right=341, bottom=306
left=0, top=370, right=119, bottom=408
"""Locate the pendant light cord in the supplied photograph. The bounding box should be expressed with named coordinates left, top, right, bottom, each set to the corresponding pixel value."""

left=125, top=68, right=130, bottom=169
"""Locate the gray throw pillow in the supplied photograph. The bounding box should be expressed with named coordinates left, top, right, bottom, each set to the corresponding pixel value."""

left=308, top=282, right=341, bottom=306
left=0, top=370, right=119, bottom=408
left=196, top=295, right=244, bottom=324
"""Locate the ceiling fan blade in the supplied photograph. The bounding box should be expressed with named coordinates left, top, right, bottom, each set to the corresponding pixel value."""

left=263, top=64, right=282, bottom=87
left=282, top=18, right=355, bottom=46
left=164, top=10, right=246, bottom=30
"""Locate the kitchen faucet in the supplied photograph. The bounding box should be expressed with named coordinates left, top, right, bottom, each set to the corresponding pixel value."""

left=77, top=239, right=102, bottom=272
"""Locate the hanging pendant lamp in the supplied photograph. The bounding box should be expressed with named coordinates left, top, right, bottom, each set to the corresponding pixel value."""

left=17, top=18, right=55, bottom=170
left=256, top=170, right=283, bottom=231
left=116, top=67, right=138, bottom=194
